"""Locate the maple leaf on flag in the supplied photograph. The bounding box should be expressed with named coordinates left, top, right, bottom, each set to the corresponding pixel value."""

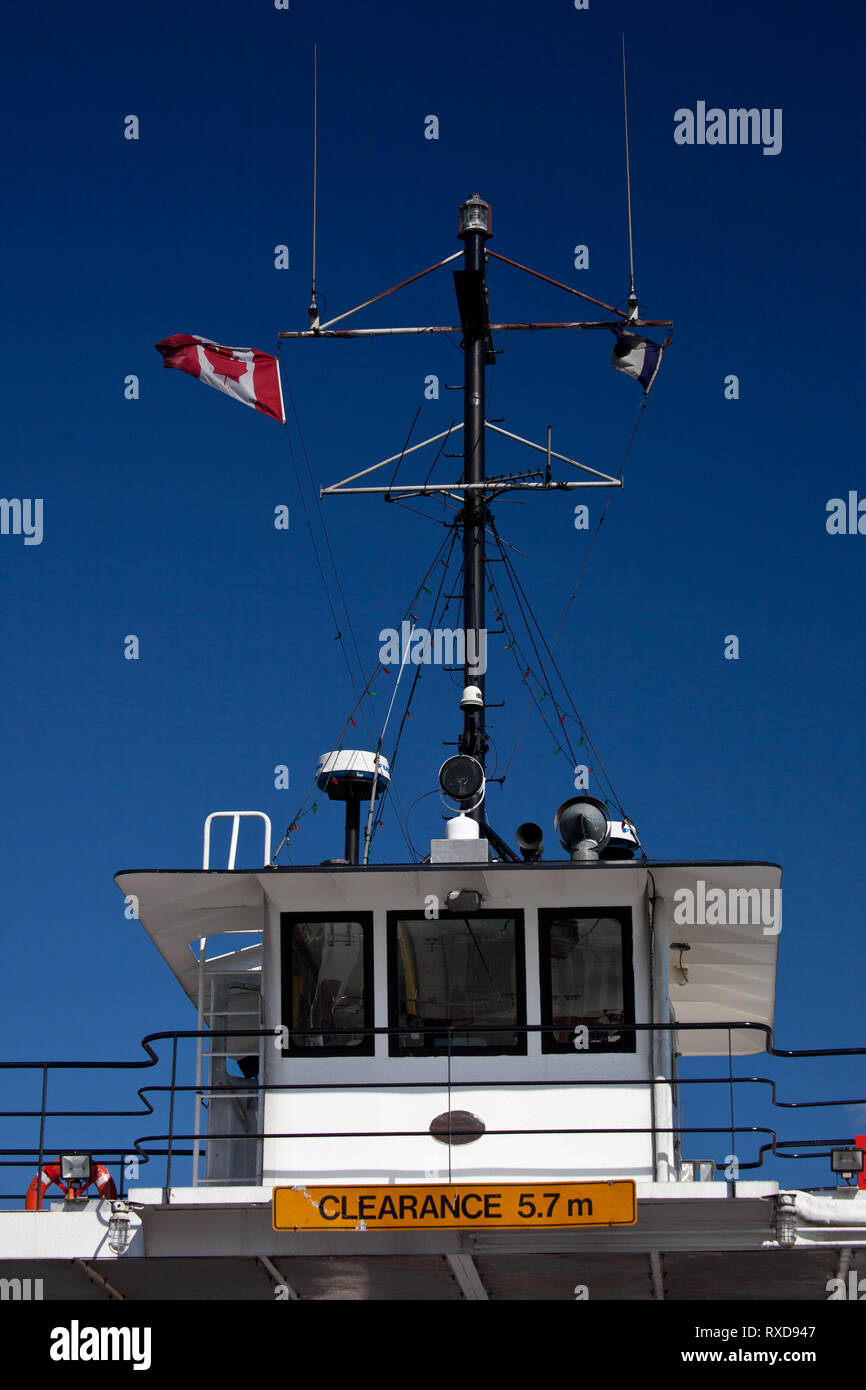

left=155, top=334, right=286, bottom=423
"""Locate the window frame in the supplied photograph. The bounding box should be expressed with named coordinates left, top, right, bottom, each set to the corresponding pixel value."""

left=386, top=908, right=527, bottom=1058
left=538, top=905, right=636, bottom=1055
left=280, top=910, right=375, bottom=1058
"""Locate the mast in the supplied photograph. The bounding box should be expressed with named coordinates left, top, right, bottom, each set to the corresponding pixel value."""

left=455, top=194, right=494, bottom=810
left=279, top=185, right=671, bottom=856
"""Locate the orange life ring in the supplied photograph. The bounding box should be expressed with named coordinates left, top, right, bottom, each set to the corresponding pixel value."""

left=25, top=1160, right=117, bottom=1210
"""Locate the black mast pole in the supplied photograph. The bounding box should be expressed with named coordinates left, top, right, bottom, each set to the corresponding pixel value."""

left=455, top=194, right=493, bottom=818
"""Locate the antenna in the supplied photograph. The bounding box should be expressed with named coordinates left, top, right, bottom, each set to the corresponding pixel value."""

left=309, top=44, right=320, bottom=330
left=622, top=35, right=638, bottom=323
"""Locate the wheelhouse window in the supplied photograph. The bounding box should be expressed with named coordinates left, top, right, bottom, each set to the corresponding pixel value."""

left=539, top=908, right=635, bottom=1053
left=280, top=913, right=373, bottom=1055
left=388, top=911, right=525, bottom=1056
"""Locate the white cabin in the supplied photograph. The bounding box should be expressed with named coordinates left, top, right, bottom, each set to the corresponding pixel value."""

left=116, top=817, right=782, bottom=1198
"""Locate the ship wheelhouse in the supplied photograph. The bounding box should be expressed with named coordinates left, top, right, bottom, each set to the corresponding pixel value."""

left=116, top=841, right=781, bottom=1195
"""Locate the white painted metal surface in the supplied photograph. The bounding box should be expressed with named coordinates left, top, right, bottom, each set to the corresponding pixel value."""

left=115, top=860, right=780, bottom=1050
left=202, top=811, right=272, bottom=871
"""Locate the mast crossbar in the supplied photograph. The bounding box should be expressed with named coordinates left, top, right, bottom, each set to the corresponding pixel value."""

left=322, top=420, right=619, bottom=493
left=321, top=480, right=622, bottom=496
left=277, top=318, right=671, bottom=339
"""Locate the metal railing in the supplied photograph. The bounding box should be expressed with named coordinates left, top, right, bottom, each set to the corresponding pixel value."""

left=201, top=811, right=272, bottom=871
left=1, top=1021, right=864, bottom=1207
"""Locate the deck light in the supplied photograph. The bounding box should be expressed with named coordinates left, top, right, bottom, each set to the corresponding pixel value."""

left=445, top=888, right=483, bottom=914
left=774, top=1193, right=798, bottom=1248
left=831, top=1148, right=864, bottom=1175
left=458, top=193, right=491, bottom=239
left=108, top=1201, right=133, bottom=1254
left=59, top=1152, right=93, bottom=1191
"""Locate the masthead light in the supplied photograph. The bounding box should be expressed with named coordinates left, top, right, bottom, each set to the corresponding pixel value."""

left=458, top=193, right=492, bottom=238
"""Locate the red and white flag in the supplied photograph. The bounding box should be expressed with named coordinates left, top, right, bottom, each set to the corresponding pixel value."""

left=155, top=334, right=285, bottom=424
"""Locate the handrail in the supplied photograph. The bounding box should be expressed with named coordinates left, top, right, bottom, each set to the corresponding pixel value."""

left=196, top=810, right=271, bottom=1186
left=1, top=1022, right=864, bottom=1205
left=202, top=811, right=272, bottom=870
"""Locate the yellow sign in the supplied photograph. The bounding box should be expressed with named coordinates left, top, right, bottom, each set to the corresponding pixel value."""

left=273, top=1180, right=636, bottom=1231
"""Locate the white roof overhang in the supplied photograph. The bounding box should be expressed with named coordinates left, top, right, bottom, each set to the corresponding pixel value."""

left=116, top=860, right=782, bottom=1050
left=116, top=870, right=266, bottom=1005
left=649, top=863, right=782, bottom=1056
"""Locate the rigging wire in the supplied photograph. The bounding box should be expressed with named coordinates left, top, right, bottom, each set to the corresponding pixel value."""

left=422, top=421, right=456, bottom=488
left=488, top=527, right=585, bottom=774
left=358, top=524, right=457, bottom=864
left=360, top=524, right=460, bottom=860
left=276, top=358, right=414, bottom=851
left=489, top=517, right=631, bottom=828
left=274, top=524, right=459, bottom=863
left=281, top=384, right=425, bottom=866
left=386, top=404, right=422, bottom=493
left=366, top=523, right=461, bottom=858
left=385, top=498, right=456, bottom=528
left=488, top=517, right=630, bottom=824
left=278, top=411, right=363, bottom=704
left=500, top=394, right=651, bottom=793
left=401, top=787, right=440, bottom=861
left=361, top=625, right=416, bottom=866
left=283, top=374, right=369, bottom=696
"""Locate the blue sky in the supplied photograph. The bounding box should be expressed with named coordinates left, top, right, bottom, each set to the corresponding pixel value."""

left=1, top=0, right=863, bottom=1194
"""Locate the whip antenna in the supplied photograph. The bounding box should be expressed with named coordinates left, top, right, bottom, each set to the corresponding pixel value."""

left=622, top=35, right=638, bottom=322
left=309, top=44, right=320, bottom=329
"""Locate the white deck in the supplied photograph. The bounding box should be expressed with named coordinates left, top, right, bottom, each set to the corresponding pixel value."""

left=2, top=1185, right=864, bottom=1301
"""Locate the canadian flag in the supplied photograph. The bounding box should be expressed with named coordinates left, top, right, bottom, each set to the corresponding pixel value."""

left=155, top=334, right=286, bottom=424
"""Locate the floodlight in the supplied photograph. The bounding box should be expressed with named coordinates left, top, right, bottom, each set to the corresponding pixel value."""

left=439, top=755, right=485, bottom=806
left=60, top=1152, right=92, bottom=1187
left=554, top=795, right=611, bottom=861
left=831, top=1148, right=864, bottom=1175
